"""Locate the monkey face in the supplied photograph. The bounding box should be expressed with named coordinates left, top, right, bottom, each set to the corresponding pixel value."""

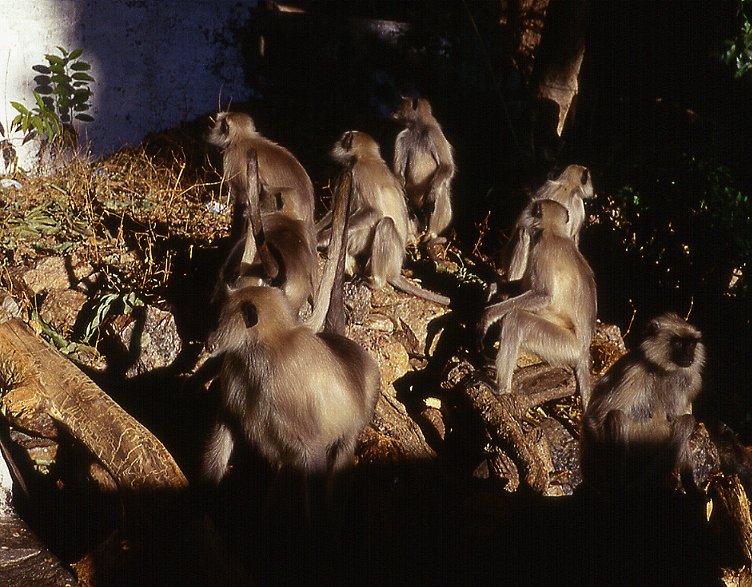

left=670, top=334, right=700, bottom=368
left=641, top=313, right=705, bottom=372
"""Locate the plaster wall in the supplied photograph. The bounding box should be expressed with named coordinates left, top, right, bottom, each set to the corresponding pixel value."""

left=0, top=0, right=256, bottom=171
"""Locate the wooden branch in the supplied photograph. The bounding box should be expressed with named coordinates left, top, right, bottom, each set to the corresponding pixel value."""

left=460, top=373, right=549, bottom=493
left=0, top=318, right=187, bottom=491
left=713, top=474, right=752, bottom=564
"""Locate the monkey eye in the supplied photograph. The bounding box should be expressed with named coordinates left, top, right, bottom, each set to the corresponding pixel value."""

left=221, top=119, right=229, bottom=134
left=581, top=168, right=589, bottom=184
left=412, top=98, right=418, bottom=110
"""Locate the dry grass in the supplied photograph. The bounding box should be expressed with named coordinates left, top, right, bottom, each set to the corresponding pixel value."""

left=0, top=125, right=228, bottom=303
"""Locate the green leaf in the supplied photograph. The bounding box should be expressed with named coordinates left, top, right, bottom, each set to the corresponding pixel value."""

left=50, top=73, right=69, bottom=85
left=70, top=61, right=91, bottom=71
left=33, top=91, right=46, bottom=109
left=32, top=118, right=43, bottom=138
left=68, top=48, right=83, bottom=60
left=75, top=113, right=94, bottom=122
left=72, top=72, right=95, bottom=82
left=10, top=101, right=29, bottom=115
left=55, top=46, right=68, bottom=56
left=48, top=63, right=65, bottom=75
left=45, top=54, right=64, bottom=65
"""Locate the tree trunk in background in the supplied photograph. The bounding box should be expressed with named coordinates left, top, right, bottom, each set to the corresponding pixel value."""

left=500, top=0, right=552, bottom=79
left=530, top=0, right=588, bottom=136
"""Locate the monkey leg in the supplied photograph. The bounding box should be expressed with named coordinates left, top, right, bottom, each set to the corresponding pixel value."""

left=369, top=217, right=404, bottom=289
left=201, top=420, right=234, bottom=484
left=426, top=189, right=452, bottom=241
left=669, top=414, right=697, bottom=492
left=495, top=309, right=580, bottom=393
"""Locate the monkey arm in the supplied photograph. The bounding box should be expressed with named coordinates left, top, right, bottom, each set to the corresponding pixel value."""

left=393, top=136, right=408, bottom=186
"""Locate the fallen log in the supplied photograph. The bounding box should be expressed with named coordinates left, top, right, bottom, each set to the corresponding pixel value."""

left=0, top=318, right=187, bottom=491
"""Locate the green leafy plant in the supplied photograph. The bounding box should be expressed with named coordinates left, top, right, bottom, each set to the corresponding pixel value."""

left=9, top=47, right=95, bottom=146
left=9, top=91, right=61, bottom=145
left=721, top=0, right=752, bottom=79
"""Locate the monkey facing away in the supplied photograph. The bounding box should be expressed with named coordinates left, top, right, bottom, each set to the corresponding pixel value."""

left=505, top=164, right=594, bottom=281
left=317, top=130, right=450, bottom=306
left=206, top=111, right=315, bottom=227
left=391, top=96, right=455, bottom=247
left=478, top=199, right=597, bottom=406
left=201, top=284, right=380, bottom=484
left=581, top=313, right=705, bottom=493
left=207, top=113, right=318, bottom=315
left=201, top=146, right=379, bottom=483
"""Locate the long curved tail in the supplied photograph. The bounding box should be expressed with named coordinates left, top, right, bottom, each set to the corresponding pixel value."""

left=305, top=171, right=352, bottom=333
left=389, top=274, right=450, bottom=306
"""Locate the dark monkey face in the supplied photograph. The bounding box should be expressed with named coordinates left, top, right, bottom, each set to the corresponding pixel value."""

left=670, top=334, right=700, bottom=368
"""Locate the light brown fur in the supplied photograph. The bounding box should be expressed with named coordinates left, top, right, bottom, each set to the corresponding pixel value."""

left=505, top=164, right=594, bottom=281
left=391, top=97, right=455, bottom=243
left=207, top=112, right=317, bottom=314
left=317, top=130, right=450, bottom=306
left=581, top=313, right=704, bottom=492
left=479, top=199, right=597, bottom=406
left=201, top=285, right=380, bottom=484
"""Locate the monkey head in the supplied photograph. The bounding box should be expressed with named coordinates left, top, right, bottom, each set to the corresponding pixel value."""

left=330, top=130, right=381, bottom=163
left=210, top=285, right=295, bottom=352
left=206, top=111, right=257, bottom=150
left=390, top=96, right=432, bottom=125
left=640, top=313, right=705, bottom=372
left=531, top=199, right=571, bottom=237
left=554, top=164, right=595, bottom=201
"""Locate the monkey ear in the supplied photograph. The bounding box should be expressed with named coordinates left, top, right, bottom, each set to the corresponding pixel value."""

left=581, top=168, right=590, bottom=185
left=531, top=201, right=543, bottom=218
left=241, top=302, right=258, bottom=328
left=645, top=318, right=663, bottom=337
left=343, top=131, right=354, bottom=151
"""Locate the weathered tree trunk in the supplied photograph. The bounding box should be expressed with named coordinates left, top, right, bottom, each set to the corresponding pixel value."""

left=713, top=474, right=752, bottom=564
left=531, top=0, right=588, bottom=135
left=458, top=363, right=577, bottom=493
left=0, top=318, right=187, bottom=491
left=501, top=0, right=552, bottom=79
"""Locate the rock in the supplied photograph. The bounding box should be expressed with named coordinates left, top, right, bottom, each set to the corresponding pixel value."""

left=591, top=320, right=628, bottom=376
left=107, top=305, right=182, bottom=377
left=0, top=288, right=22, bottom=323
left=18, top=255, right=93, bottom=295
left=39, top=289, right=87, bottom=336
left=369, top=284, right=450, bottom=357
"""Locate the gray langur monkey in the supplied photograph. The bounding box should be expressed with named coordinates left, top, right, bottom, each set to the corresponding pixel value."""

left=478, top=199, right=597, bottom=407
left=504, top=164, right=594, bottom=281
left=206, top=111, right=315, bottom=227
left=316, top=130, right=450, bottom=306
left=206, top=112, right=317, bottom=315
left=580, top=313, right=705, bottom=493
left=200, top=166, right=379, bottom=484
left=200, top=284, right=380, bottom=484
left=391, top=96, right=455, bottom=248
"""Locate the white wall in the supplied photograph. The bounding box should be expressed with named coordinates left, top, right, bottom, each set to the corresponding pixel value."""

left=0, top=0, right=257, bottom=172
